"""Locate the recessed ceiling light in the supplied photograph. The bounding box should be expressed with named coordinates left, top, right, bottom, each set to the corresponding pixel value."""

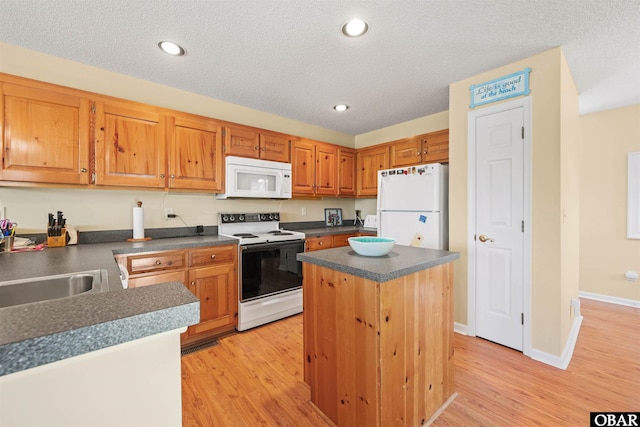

left=333, top=104, right=349, bottom=112
left=342, top=18, right=369, bottom=37
left=158, top=41, right=185, bottom=56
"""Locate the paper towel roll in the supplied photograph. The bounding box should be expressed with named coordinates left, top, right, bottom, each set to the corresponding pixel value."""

left=133, top=206, right=145, bottom=239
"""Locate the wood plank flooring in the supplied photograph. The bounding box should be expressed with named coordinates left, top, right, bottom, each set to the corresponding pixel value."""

left=181, top=299, right=639, bottom=426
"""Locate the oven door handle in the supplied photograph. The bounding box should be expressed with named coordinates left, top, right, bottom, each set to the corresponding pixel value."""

left=240, top=239, right=304, bottom=252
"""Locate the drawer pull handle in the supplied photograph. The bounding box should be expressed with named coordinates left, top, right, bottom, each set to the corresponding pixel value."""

left=190, top=281, right=196, bottom=286
left=319, top=241, right=324, bottom=245
left=155, top=260, right=162, bottom=265
left=210, top=254, right=216, bottom=259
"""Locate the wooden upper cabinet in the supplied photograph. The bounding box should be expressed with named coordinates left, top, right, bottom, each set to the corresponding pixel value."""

left=291, top=139, right=338, bottom=196
left=389, top=136, right=423, bottom=167
left=291, top=139, right=315, bottom=194
left=225, top=125, right=260, bottom=159
left=315, top=142, right=338, bottom=195
left=356, top=145, right=389, bottom=197
left=260, top=132, right=291, bottom=163
left=167, top=113, right=224, bottom=191
left=0, top=81, right=90, bottom=185
left=94, top=99, right=166, bottom=188
left=389, top=129, right=449, bottom=167
left=338, top=147, right=356, bottom=197
left=225, top=125, right=291, bottom=163
left=423, top=129, right=449, bottom=164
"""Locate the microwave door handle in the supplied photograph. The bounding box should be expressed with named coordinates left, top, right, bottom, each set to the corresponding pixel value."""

left=278, top=171, right=284, bottom=195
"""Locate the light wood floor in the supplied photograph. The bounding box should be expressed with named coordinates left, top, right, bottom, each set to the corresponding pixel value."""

left=181, top=299, right=639, bottom=426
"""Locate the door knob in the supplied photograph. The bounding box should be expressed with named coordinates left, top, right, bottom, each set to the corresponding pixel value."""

left=478, top=234, right=494, bottom=242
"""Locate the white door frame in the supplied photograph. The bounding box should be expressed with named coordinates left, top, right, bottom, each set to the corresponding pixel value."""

left=467, top=96, right=532, bottom=357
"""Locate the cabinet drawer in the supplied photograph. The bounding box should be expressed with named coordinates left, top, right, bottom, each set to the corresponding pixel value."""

left=306, top=236, right=333, bottom=251
left=188, top=245, right=235, bottom=267
left=128, top=270, right=186, bottom=289
left=333, top=233, right=357, bottom=248
left=126, top=250, right=185, bottom=274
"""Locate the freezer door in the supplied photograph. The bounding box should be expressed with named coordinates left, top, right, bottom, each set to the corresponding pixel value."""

left=377, top=165, right=442, bottom=211
left=378, top=211, right=444, bottom=250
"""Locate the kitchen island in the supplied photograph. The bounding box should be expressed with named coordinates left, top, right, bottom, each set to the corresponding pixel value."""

left=297, top=245, right=459, bottom=426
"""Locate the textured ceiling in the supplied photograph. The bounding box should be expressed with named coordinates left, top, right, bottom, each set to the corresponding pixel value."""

left=1, top=0, right=639, bottom=135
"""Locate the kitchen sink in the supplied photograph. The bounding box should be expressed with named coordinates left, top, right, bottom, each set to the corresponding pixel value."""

left=0, top=270, right=109, bottom=309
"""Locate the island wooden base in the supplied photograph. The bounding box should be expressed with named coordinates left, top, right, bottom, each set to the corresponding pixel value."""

left=303, top=262, right=454, bottom=426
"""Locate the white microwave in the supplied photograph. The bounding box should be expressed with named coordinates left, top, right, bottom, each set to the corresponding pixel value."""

left=216, top=156, right=292, bottom=199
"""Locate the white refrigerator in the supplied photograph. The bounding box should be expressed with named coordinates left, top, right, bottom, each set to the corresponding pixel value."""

left=376, top=163, right=448, bottom=250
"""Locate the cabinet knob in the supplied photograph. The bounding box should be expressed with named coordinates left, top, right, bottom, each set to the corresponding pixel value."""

left=210, top=254, right=216, bottom=259
left=80, top=168, right=87, bottom=173
left=255, top=146, right=260, bottom=150
left=424, top=149, right=428, bottom=154
left=319, top=241, right=324, bottom=246
left=160, top=174, right=165, bottom=178
left=190, top=281, right=196, bottom=286
left=261, top=147, right=266, bottom=151
left=170, top=174, right=175, bottom=178
left=155, top=260, right=162, bottom=265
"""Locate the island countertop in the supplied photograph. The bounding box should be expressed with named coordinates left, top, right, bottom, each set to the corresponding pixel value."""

left=297, top=244, right=460, bottom=283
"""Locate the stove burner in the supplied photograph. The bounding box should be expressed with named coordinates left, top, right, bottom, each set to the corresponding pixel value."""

left=268, top=230, right=293, bottom=235
left=233, top=233, right=258, bottom=238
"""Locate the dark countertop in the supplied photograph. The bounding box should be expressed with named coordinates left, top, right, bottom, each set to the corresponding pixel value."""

left=301, top=225, right=377, bottom=237
left=0, top=235, right=237, bottom=376
left=297, top=245, right=460, bottom=282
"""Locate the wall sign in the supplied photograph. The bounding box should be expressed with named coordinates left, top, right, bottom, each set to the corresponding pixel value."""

left=470, top=68, right=531, bottom=108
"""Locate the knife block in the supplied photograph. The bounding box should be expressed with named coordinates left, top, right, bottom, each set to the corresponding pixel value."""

left=47, top=228, right=67, bottom=248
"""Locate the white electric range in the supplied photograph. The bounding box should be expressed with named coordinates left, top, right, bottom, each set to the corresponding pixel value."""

left=218, top=212, right=305, bottom=331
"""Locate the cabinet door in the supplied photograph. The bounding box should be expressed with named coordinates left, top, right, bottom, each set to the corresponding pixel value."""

left=356, top=145, right=389, bottom=197
left=95, top=99, right=166, bottom=188
left=125, top=250, right=186, bottom=275
left=423, top=129, right=449, bottom=164
left=225, top=125, right=260, bottom=159
left=0, top=82, right=90, bottom=184
left=315, top=142, right=338, bottom=196
left=338, top=147, right=356, bottom=196
left=128, top=270, right=186, bottom=289
left=187, top=263, right=238, bottom=335
left=305, top=235, right=333, bottom=251
left=333, top=233, right=357, bottom=248
left=259, top=132, right=290, bottom=162
left=168, top=113, right=223, bottom=191
left=291, top=139, right=315, bottom=194
left=390, top=136, right=422, bottom=167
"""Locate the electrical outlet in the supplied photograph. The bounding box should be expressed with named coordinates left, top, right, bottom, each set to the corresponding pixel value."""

left=301, top=207, right=307, bottom=216
left=164, top=207, right=174, bottom=220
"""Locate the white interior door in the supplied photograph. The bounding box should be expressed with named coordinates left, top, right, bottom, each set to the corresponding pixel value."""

left=475, top=106, right=524, bottom=351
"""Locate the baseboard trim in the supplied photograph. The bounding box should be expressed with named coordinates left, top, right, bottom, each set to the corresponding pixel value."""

left=579, top=291, right=640, bottom=308
left=530, top=313, right=583, bottom=370
left=454, top=322, right=468, bottom=335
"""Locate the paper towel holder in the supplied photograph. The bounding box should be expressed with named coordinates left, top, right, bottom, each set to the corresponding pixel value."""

left=127, top=201, right=152, bottom=242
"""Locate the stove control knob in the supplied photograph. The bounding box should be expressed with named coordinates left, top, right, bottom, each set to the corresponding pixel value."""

left=229, top=215, right=235, bottom=222
left=260, top=214, right=267, bottom=221
left=238, top=215, right=245, bottom=222
left=269, top=214, right=274, bottom=220
left=274, top=213, right=279, bottom=221
left=222, top=215, right=229, bottom=222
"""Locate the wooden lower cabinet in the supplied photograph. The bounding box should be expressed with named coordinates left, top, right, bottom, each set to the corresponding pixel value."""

left=115, top=244, right=238, bottom=345
left=305, top=232, right=358, bottom=252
